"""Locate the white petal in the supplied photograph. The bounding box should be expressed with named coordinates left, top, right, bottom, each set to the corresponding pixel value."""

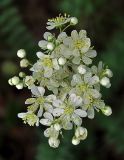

left=57, top=32, right=67, bottom=42
left=52, top=59, right=59, bottom=70
left=84, top=72, right=92, bottom=83
left=37, top=106, right=43, bottom=117
left=37, top=86, right=45, bottom=96
left=79, top=30, right=87, bottom=38
left=43, top=112, right=53, bottom=120
left=38, top=40, right=47, bottom=48
left=40, top=118, right=52, bottom=126
left=74, top=109, right=87, bottom=117
left=31, top=86, right=40, bottom=96
left=82, top=56, right=92, bottom=65
left=52, top=99, right=63, bottom=107
left=44, top=103, right=53, bottom=113
left=72, top=114, right=82, bottom=126
left=18, top=113, right=26, bottom=118
left=36, top=52, right=45, bottom=59
left=71, top=30, right=79, bottom=40
left=89, top=75, right=99, bottom=85
left=87, top=108, right=95, bottom=119
left=72, top=57, right=80, bottom=64
left=53, top=108, right=64, bottom=117
left=44, top=32, right=52, bottom=40
left=86, top=50, right=97, bottom=58
left=46, top=95, right=56, bottom=102
left=44, top=68, right=53, bottom=78
left=90, top=89, right=100, bottom=98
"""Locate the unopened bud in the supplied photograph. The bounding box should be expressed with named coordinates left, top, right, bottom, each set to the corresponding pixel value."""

left=11, top=76, right=20, bottom=85
left=20, top=59, right=29, bottom=68
left=17, top=49, right=26, bottom=58
left=70, top=17, right=78, bottom=25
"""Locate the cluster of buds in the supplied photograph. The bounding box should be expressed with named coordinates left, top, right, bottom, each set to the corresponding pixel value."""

left=9, top=14, right=113, bottom=148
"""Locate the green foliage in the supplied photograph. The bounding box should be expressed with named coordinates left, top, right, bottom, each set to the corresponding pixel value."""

left=0, top=0, right=35, bottom=56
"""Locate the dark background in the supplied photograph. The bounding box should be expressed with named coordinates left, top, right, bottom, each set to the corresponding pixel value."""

left=0, top=0, right=124, bottom=160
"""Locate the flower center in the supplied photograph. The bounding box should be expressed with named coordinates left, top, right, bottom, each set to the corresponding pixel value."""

left=42, top=58, right=53, bottom=67
left=64, top=105, right=74, bottom=115
left=74, top=40, right=85, bottom=49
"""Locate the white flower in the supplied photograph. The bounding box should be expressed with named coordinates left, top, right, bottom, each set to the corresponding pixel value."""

left=17, top=49, right=26, bottom=58
left=11, top=76, right=20, bottom=85
left=52, top=94, right=87, bottom=128
left=46, top=14, right=71, bottom=30
left=70, top=17, right=78, bottom=25
left=18, top=111, right=39, bottom=126
left=20, top=59, right=29, bottom=68
left=63, top=30, right=91, bottom=55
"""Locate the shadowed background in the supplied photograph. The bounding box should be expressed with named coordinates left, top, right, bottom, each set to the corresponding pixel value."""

left=0, top=0, right=124, bottom=160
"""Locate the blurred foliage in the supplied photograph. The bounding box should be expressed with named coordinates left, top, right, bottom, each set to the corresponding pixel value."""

left=0, top=0, right=124, bottom=160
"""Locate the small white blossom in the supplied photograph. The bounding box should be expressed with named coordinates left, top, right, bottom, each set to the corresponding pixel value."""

left=20, top=59, right=29, bottom=68
left=11, top=76, right=20, bottom=85
left=17, top=49, right=26, bottom=58
left=48, top=137, right=60, bottom=148
left=70, top=17, right=78, bottom=25
left=72, top=137, right=80, bottom=145
left=100, top=77, right=110, bottom=87
left=8, top=78, right=14, bottom=86
left=101, top=106, right=112, bottom=116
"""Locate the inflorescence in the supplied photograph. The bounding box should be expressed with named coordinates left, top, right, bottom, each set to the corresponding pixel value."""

left=8, top=14, right=113, bottom=148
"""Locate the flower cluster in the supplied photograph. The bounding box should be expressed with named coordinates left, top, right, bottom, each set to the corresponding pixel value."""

left=8, top=14, right=113, bottom=148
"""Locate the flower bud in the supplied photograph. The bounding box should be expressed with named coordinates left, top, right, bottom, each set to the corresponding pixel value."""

left=54, top=123, right=61, bottom=131
left=101, top=106, right=112, bottom=116
left=100, top=77, right=110, bottom=87
left=72, top=137, right=80, bottom=145
left=75, top=127, right=88, bottom=140
left=19, top=72, right=26, bottom=78
left=47, top=42, right=54, bottom=50
left=70, top=17, right=78, bottom=25
left=105, top=69, right=113, bottom=78
left=17, top=49, right=26, bottom=58
left=8, top=78, right=13, bottom=86
left=20, top=59, right=29, bottom=68
left=11, top=76, right=20, bottom=85
left=16, top=83, right=23, bottom=89
left=48, top=137, right=60, bottom=148
left=58, top=57, right=66, bottom=65
left=77, top=65, right=86, bottom=74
